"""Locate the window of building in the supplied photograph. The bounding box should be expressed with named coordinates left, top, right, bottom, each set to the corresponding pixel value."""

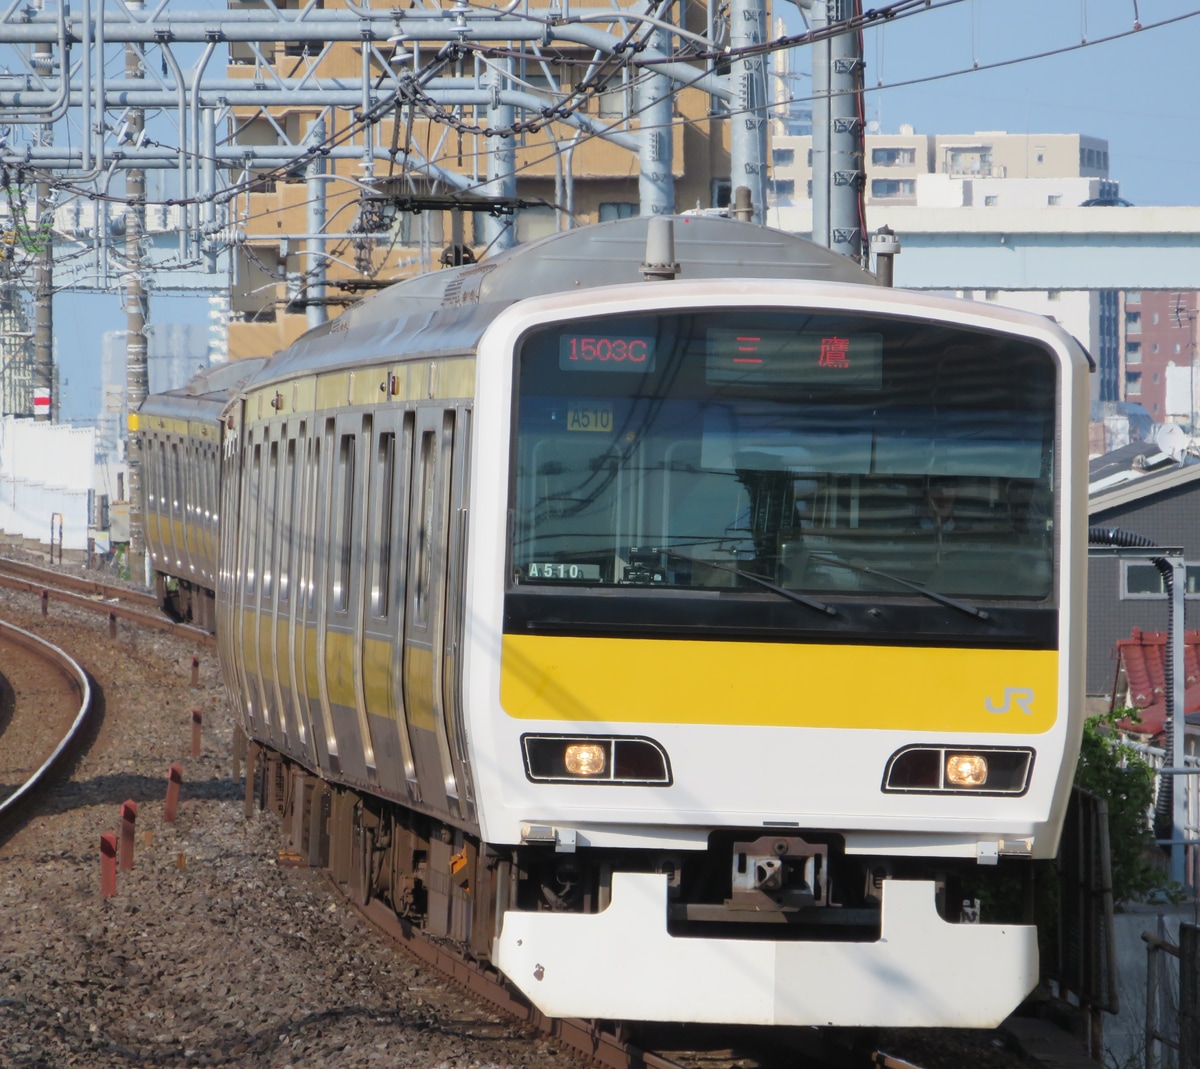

left=870, top=178, right=915, bottom=198
left=772, top=148, right=795, bottom=167
left=1127, top=372, right=1142, bottom=396
left=1047, top=195, right=1062, bottom=206
left=771, top=179, right=795, bottom=198
left=806, top=179, right=813, bottom=198
left=984, top=289, right=998, bottom=300
left=1152, top=312, right=1160, bottom=325
left=598, top=202, right=637, bottom=222
left=984, top=195, right=998, bottom=207
left=1036, top=153, right=1044, bottom=163
left=1122, top=561, right=1200, bottom=599
left=712, top=179, right=731, bottom=209
left=598, top=85, right=628, bottom=118
left=1176, top=343, right=1183, bottom=354
left=1127, top=290, right=1142, bottom=304
left=1127, top=342, right=1142, bottom=365
left=516, top=205, right=557, bottom=242
left=1154, top=372, right=1161, bottom=384
left=871, top=147, right=915, bottom=166
left=1047, top=290, right=1061, bottom=301
left=1126, top=312, right=1142, bottom=334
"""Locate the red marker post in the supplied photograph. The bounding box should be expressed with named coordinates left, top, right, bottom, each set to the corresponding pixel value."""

left=190, top=709, right=202, bottom=758
left=190, top=657, right=200, bottom=688
left=164, top=764, right=183, bottom=823
left=100, top=833, right=117, bottom=897
left=119, top=800, right=138, bottom=870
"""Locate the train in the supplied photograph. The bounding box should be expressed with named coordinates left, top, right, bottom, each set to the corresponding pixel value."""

left=135, top=215, right=1091, bottom=1029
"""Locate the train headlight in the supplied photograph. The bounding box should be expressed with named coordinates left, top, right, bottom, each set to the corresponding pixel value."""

left=945, top=753, right=988, bottom=787
left=882, top=746, right=1033, bottom=795
left=522, top=734, right=672, bottom=785
left=564, top=743, right=607, bottom=776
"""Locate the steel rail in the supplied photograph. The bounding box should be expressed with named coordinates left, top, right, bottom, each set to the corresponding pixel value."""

left=0, top=620, right=92, bottom=821
left=0, top=558, right=215, bottom=647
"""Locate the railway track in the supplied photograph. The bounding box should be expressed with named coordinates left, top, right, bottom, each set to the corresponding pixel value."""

left=0, top=618, right=92, bottom=821
left=0, top=556, right=214, bottom=646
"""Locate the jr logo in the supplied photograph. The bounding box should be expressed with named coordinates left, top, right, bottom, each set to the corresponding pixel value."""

left=985, top=687, right=1035, bottom=716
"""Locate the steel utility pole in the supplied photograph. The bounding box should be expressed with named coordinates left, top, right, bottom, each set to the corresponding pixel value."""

left=483, top=58, right=516, bottom=254
left=811, top=0, right=866, bottom=264
left=305, top=118, right=328, bottom=330
left=637, top=20, right=674, bottom=217
left=124, top=2, right=148, bottom=579
left=729, top=0, right=769, bottom=223
left=32, top=37, right=53, bottom=421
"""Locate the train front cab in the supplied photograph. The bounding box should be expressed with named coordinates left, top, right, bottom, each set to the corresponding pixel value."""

left=465, top=282, right=1091, bottom=1029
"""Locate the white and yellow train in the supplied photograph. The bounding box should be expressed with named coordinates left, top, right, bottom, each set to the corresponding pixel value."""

left=137, top=215, right=1090, bottom=1029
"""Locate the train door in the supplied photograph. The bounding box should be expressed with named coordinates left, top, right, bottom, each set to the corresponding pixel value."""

left=294, top=424, right=329, bottom=769
left=401, top=406, right=460, bottom=817
left=361, top=408, right=418, bottom=801
left=319, top=412, right=374, bottom=777
left=232, top=426, right=265, bottom=736
left=276, top=426, right=310, bottom=760
left=321, top=412, right=377, bottom=782
left=262, top=426, right=293, bottom=752
left=217, top=413, right=244, bottom=705
left=181, top=435, right=198, bottom=579
left=441, top=405, right=475, bottom=820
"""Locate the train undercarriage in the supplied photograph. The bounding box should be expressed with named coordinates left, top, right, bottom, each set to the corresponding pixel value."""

left=239, top=730, right=1042, bottom=999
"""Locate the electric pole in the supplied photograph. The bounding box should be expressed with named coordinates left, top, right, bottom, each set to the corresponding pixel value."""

left=811, top=0, right=866, bottom=264
left=124, top=1, right=148, bottom=578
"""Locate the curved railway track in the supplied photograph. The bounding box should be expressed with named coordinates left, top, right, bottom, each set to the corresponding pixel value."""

left=0, top=618, right=92, bottom=821
left=0, top=557, right=214, bottom=646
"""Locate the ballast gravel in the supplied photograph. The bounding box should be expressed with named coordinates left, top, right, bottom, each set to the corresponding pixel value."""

left=0, top=581, right=581, bottom=1069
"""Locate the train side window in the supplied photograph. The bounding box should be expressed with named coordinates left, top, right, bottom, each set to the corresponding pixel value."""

left=332, top=432, right=356, bottom=612
left=371, top=431, right=396, bottom=619
left=262, top=438, right=279, bottom=601
left=171, top=441, right=182, bottom=514
left=413, top=429, right=436, bottom=627
left=245, top=441, right=262, bottom=595
left=280, top=434, right=297, bottom=603
left=307, top=432, right=323, bottom=611
left=144, top=438, right=157, bottom=510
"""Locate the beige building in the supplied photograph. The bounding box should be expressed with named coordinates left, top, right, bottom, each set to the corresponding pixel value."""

left=225, top=0, right=731, bottom=360
left=771, top=126, right=1111, bottom=208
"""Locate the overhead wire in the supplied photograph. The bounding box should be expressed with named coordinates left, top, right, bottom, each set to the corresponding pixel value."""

left=6, top=1, right=1195, bottom=275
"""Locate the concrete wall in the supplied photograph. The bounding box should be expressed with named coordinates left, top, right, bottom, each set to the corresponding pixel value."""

left=0, top=416, right=97, bottom=551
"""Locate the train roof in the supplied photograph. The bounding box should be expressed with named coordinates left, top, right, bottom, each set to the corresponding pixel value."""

left=253, top=216, right=877, bottom=386
left=137, top=357, right=268, bottom=424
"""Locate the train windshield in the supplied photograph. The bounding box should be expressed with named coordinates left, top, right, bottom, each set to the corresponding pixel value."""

left=510, top=309, right=1058, bottom=603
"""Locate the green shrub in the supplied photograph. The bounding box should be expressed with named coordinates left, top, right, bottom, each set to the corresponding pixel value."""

left=1073, top=709, right=1163, bottom=904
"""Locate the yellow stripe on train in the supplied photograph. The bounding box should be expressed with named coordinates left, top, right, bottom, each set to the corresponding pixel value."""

left=500, top=635, right=1059, bottom=734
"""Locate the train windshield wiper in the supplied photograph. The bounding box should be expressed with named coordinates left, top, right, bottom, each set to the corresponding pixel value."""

left=657, top=548, right=836, bottom=617
left=807, top=553, right=990, bottom=621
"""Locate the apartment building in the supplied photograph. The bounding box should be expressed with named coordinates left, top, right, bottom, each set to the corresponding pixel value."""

left=770, top=126, right=1111, bottom=207
left=1123, top=290, right=1199, bottom=424
left=225, top=0, right=731, bottom=360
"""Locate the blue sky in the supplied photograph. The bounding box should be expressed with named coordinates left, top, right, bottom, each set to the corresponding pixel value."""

left=779, top=0, right=1200, bottom=206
